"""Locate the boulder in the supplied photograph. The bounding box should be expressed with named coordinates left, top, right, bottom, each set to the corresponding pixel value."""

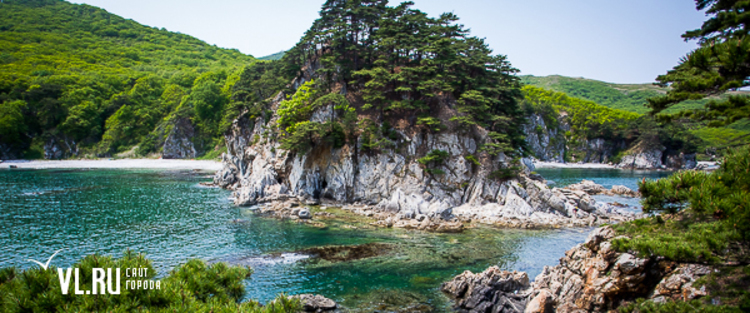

left=611, top=185, right=638, bottom=197
left=298, top=208, right=312, bottom=219
left=565, top=180, right=607, bottom=195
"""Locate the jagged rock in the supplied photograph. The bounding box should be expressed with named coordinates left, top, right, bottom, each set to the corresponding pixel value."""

left=649, top=264, right=711, bottom=302
left=214, top=84, right=637, bottom=230
left=162, top=117, right=197, bottom=159
left=618, top=141, right=666, bottom=169
left=291, top=294, right=337, bottom=312
left=441, top=267, right=531, bottom=313
left=526, top=226, right=712, bottom=312
left=524, top=289, right=554, bottom=313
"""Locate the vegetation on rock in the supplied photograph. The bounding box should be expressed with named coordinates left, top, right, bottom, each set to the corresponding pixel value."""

left=276, top=0, right=527, bottom=157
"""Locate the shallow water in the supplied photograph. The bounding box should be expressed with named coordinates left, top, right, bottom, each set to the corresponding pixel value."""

left=0, top=168, right=609, bottom=310
left=535, top=168, right=673, bottom=190
left=535, top=168, right=673, bottom=213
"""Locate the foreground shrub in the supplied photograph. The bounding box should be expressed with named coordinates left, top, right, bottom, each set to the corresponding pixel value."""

left=612, top=145, right=750, bottom=264
left=0, top=251, right=299, bottom=312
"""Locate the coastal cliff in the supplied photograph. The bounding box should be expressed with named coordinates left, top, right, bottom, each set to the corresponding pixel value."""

left=213, top=81, right=637, bottom=230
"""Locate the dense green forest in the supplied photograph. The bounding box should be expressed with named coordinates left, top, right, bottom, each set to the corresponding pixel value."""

left=0, top=0, right=266, bottom=159
left=523, top=75, right=750, bottom=153
left=522, top=85, right=701, bottom=161
left=0, top=0, right=526, bottom=160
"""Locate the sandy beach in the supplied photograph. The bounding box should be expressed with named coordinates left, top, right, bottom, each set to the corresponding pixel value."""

left=533, top=161, right=616, bottom=169
left=1, top=159, right=222, bottom=171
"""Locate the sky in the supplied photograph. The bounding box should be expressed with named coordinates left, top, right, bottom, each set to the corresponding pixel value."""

left=68, top=0, right=707, bottom=84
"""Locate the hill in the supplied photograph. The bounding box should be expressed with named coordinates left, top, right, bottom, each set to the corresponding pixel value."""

left=0, top=0, right=259, bottom=158
left=522, top=75, right=750, bottom=153
left=258, top=51, right=286, bottom=61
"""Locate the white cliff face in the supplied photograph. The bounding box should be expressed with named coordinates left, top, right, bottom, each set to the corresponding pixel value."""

left=523, top=114, right=566, bottom=162
left=215, top=92, right=634, bottom=228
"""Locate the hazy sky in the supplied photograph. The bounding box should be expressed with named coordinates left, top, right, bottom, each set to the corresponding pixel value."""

left=68, top=0, right=707, bottom=84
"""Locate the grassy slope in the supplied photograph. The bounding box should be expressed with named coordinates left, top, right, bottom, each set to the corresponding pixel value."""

left=258, top=50, right=286, bottom=61
left=522, top=75, right=750, bottom=151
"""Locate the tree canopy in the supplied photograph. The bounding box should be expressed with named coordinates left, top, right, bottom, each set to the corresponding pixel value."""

left=648, top=0, right=750, bottom=129
left=280, top=0, right=527, bottom=155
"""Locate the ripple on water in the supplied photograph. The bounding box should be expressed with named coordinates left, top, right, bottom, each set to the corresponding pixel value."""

left=1, top=169, right=599, bottom=309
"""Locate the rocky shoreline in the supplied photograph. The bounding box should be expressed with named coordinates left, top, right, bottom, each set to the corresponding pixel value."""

left=226, top=176, right=641, bottom=233
left=441, top=226, right=714, bottom=313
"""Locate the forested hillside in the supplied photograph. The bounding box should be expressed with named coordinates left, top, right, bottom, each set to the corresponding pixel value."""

left=523, top=75, right=750, bottom=153
left=0, top=0, right=264, bottom=159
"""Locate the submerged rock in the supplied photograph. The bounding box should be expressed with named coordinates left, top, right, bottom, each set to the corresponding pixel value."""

left=291, top=294, right=337, bottom=312
left=298, top=207, right=312, bottom=219
left=565, top=179, right=640, bottom=198
left=298, top=243, right=392, bottom=262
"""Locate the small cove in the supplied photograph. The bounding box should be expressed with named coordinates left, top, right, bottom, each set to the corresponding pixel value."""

left=0, top=167, right=663, bottom=310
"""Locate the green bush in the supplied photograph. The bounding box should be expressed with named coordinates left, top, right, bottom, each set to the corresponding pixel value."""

left=0, top=252, right=300, bottom=312
left=612, top=145, right=750, bottom=264
left=418, top=150, right=449, bottom=175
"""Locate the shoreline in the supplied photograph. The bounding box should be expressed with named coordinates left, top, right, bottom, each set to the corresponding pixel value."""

left=1, top=159, right=222, bottom=171
left=533, top=161, right=616, bottom=169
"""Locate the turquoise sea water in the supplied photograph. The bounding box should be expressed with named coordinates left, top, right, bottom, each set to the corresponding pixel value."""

left=0, top=168, right=644, bottom=310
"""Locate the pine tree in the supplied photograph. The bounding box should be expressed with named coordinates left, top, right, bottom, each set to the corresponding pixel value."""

left=648, top=0, right=750, bottom=129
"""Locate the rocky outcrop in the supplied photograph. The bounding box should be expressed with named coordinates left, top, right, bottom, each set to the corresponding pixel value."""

left=616, top=140, right=697, bottom=170
left=530, top=227, right=712, bottom=312
left=216, top=93, right=636, bottom=230
left=618, top=142, right=665, bottom=169
left=524, top=114, right=566, bottom=162
left=441, top=267, right=531, bottom=313
left=442, top=227, right=715, bottom=312
left=43, top=135, right=78, bottom=159
left=565, top=179, right=639, bottom=197
left=162, top=117, right=197, bottom=159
